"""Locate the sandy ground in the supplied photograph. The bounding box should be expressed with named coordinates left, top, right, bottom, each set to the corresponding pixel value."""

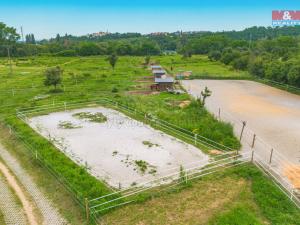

left=28, top=107, right=209, bottom=189
left=182, top=80, right=300, bottom=165
left=0, top=161, right=38, bottom=225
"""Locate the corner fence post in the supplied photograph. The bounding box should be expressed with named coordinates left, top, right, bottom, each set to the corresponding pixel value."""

left=239, top=121, right=247, bottom=141
left=218, top=107, right=221, bottom=120
left=85, top=198, right=90, bottom=224
left=251, top=150, right=254, bottom=162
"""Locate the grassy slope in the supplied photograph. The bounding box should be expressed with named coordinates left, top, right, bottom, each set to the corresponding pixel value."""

left=101, top=164, right=300, bottom=225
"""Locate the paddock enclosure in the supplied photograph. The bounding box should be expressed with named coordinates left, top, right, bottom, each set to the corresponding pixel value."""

left=27, top=106, right=209, bottom=188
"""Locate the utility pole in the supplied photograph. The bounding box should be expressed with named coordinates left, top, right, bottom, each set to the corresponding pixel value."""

left=20, top=26, right=24, bottom=42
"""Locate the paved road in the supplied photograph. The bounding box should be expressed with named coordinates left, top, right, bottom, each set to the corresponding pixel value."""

left=182, top=80, right=300, bottom=165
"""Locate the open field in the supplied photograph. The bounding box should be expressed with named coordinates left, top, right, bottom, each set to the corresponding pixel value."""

left=28, top=106, right=208, bottom=188
left=0, top=55, right=299, bottom=223
left=154, top=55, right=250, bottom=79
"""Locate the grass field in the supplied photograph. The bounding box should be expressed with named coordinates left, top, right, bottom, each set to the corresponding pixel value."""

left=0, top=55, right=299, bottom=224
left=101, top=164, right=300, bottom=225
left=153, top=55, right=250, bottom=79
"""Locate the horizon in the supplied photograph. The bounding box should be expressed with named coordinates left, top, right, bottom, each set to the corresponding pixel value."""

left=1, top=0, right=299, bottom=39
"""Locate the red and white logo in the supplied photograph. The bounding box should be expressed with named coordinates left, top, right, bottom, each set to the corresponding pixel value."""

left=272, top=10, right=300, bottom=21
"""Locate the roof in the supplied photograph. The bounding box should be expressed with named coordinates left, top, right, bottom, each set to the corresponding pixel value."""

left=152, top=69, right=166, bottom=74
left=155, top=77, right=174, bottom=83
left=151, top=65, right=162, bottom=69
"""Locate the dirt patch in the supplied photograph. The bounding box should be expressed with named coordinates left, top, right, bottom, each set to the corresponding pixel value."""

left=0, top=161, right=38, bottom=225
left=179, top=100, right=191, bottom=108
left=209, top=150, right=223, bottom=155
left=284, top=164, right=300, bottom=189
left=128, top=90, right=159, bottom=95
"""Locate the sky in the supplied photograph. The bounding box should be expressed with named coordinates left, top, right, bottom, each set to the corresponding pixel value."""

left=0, top=0, right=299, bottom=39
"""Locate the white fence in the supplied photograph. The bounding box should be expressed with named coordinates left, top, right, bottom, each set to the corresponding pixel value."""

left=208, top=105, right=300, bottom=208
left=15, top=98, right=300, bottom=223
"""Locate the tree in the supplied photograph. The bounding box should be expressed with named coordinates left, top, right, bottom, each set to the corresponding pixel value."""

left=107, top=54, right=118, bottom=70
left=25, top=34, right=36, bottom=44
left=55, top=34, right=61, bottom=42
left=44, top=66, right=63, bottom=90
left=208, top=50, right=221, bottom=61
left=248, top=57, right=265, bottom=78
left=0, top=22, right=20, bottom=44
left=201, top=86, right=212, bottom=106
left=288, top=65, right=300, bottom=87
left=232, top=55, right=249, bottom=70
left=0, top=22, right=20, bottom=75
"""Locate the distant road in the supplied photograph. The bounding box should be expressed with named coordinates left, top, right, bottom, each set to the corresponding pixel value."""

left=182, top=80, right=300, bottom=165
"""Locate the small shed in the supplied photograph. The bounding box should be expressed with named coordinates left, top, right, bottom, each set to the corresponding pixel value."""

left=153, top=77, right=174, bottom=91
left=151, top=65, right=162, bottom=70
left=152, top=69, right=166, bottom=78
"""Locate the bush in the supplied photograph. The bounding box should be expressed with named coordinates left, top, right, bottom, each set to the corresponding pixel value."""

left=55, top=50, right=77, bottom=57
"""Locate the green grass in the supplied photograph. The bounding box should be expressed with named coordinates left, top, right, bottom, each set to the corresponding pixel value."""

left=0, top=55, right=240, bottom=223
left=153, top=55, right=250, bottom=79
left=101, top=164, right=300, bottom=225
left=0, top=211, right=4, bottom=225
left=72, top=111, right=107, bottom=123
left=0, top=55, right=298, bottom=224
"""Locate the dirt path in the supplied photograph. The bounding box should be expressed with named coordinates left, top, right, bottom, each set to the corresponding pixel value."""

left=0, top=161, right=38, bottom=225
left=0, top=143, right=67, bottom=225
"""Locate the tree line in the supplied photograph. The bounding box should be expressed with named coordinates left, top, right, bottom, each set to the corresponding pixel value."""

left=1, top=21, right=300, bottom=87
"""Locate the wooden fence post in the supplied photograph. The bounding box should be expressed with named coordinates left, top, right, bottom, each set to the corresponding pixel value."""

left=269, top=148, right=274, bottom=164
left=239, top=121, right=247, bottom=141
left=85, top=198, right=90, bottom=224
left=251, top=150, right=254, bottom=162
left=218, top=108, right=221, bottom=120
left=251, top=134, right=256, bottom=148
left=64, top=102, right=67, bottom=111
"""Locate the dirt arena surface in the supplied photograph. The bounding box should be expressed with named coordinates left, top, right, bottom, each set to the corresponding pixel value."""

left=182, top=80, right=300, bottom=165
left=28, top=107, right=208, bottom=189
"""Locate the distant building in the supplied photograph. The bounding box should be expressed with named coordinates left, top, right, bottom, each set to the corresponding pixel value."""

left=152, top=69, right=166, bottom=78
left=152, top=77, right=174, bottom=91
left=90, top=31, right=110, bottom=37
left=163, top=50, right=177, bottom=55
left=150, top=65, right=162, bottom=70
left=149, top=32, right=169, bottom=36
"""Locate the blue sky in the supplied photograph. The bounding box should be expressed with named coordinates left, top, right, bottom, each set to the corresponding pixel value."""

left=0, top=0, right=298, bottom=39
